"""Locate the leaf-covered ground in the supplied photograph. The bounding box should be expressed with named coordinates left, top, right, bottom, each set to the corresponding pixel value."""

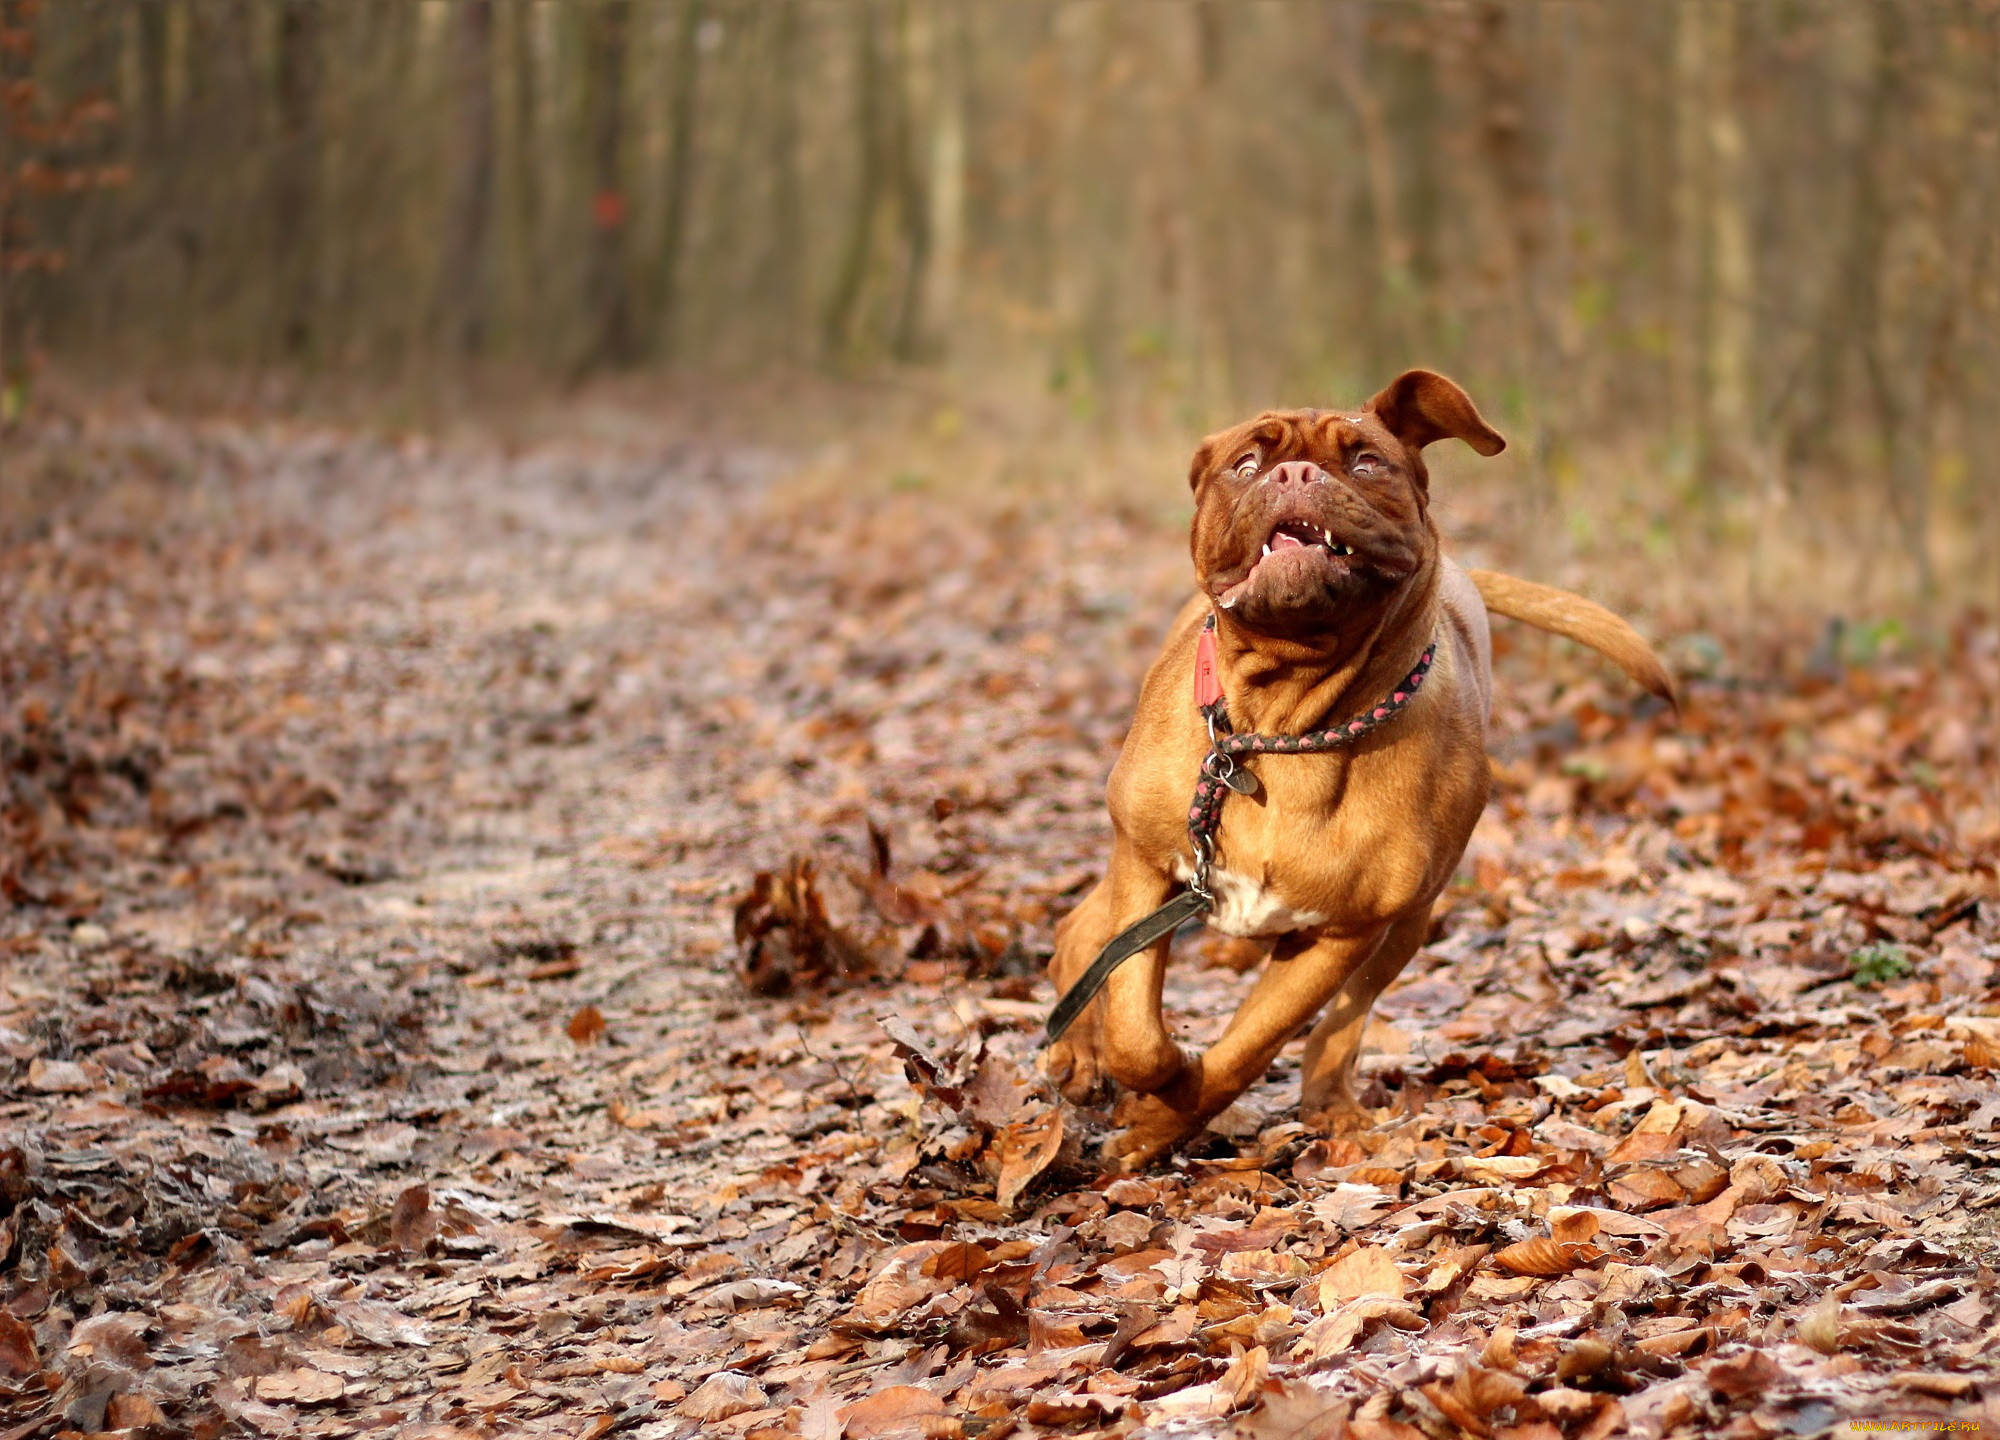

left=2, top=406, right=1997, bottom=1440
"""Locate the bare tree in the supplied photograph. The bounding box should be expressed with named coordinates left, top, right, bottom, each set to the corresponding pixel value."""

left=580, top=0, right=635, bottom=372
left=271, top=0, right=320, bottom=360
left=654, top=0, right=705, bottom=361
left=438, top=0, right=495, bottom=357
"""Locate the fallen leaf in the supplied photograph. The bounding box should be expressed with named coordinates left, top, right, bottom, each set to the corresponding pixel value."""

left=566, top=1004, right=606, bottom=1045
left=1461, top=1154, right=1547, bottom=1184
left=680, top=1370, right=767, bottom=1421
left=27, top=1058, right=94, bottom=1093
left=1493, top=1236, right=1606, bottom=1277
left=1236, top=1375, right=1350, bottom=1440
left=921, top=1240, right=991, bottom=1281
left=0, top=1312, right=37, bottom=1379
left=995, top=1106, right=1064, bottom=1209
left=389, top=1183, right=437, bottom=1251
left=107, top=1394, right=168, bottom=1427
left=253, top=1368, right=345, bottom=1404
left=1889, top=1373, right=1979, bottom=1399
left=1319, top=1246, right=1406, bottom=1305
left=706, top=1277, right=806, bottom=1311
left=332, top=1299, right=432, bottom=1347
left=840, top=1384, right=945, bottom=1437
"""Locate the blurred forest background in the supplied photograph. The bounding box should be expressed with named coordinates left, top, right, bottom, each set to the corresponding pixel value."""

left=4, top=0, right=1999, bottom=619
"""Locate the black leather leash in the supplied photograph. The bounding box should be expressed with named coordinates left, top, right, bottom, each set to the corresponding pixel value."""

left=1043, top=616, right=1437, bottom=1046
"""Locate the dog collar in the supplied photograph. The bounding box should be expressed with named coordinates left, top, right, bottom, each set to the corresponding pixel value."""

left=1045, top=616, right=1436, bottom=1046
left=1189, top=610, right=1437, bottom=830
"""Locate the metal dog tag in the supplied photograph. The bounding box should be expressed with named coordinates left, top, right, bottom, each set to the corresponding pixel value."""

left=1222, top=766, right=1258, bottom=795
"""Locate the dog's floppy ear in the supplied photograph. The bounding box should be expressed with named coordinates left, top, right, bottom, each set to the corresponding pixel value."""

left=1366, top=370, right=1506, bottom=457
left=1185, top=435, right=1220, bottom=491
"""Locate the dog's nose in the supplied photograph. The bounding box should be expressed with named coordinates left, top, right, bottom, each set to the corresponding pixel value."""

left=1264, top=460, right=1327, bottom=488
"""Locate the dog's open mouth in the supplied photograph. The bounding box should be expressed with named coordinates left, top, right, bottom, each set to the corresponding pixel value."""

left=1260, top=521, right=1352, bottom=559
left=1216, top=520, right=1353, bottom=609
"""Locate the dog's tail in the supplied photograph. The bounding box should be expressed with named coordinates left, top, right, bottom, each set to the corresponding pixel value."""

left=1468, top=568, right=1678, bottom=711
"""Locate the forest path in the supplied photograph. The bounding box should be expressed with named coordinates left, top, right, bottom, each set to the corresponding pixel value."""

left=1, top=413, right=1997, bottom=1439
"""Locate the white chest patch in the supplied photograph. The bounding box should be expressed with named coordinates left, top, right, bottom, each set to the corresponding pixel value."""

left=1172, top=857, right=1328, bottom=938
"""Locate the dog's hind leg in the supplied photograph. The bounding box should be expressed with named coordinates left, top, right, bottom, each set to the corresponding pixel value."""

left=1297, top=909, right=1429, bottom=1134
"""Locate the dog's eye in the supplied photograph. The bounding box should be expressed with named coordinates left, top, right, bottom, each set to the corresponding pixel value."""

left=1233, top=454, right=1259, bottom=478
left=1350, top=452, right=1385, bottom=476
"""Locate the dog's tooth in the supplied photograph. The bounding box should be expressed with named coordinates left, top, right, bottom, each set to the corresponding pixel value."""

left=1221, top=596, right=1236, bottom=609
left=1261, top=543, right=1271, bottom=557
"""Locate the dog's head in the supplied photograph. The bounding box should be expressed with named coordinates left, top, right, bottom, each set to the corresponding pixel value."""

left=1187, top=369, right=1505, bottom=640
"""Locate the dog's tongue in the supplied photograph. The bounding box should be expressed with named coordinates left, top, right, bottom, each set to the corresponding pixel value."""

left=1270, top=530, right=1307, bottom=551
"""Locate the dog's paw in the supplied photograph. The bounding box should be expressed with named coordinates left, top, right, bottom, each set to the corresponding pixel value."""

left=1102, top=1092, right=1203, bottom=1173
left=1041, top=1035, right=1112, bottom=1106
left=1300, top=1098, right=1376, bottom=1138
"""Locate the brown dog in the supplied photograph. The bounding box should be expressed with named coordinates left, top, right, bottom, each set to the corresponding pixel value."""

left=1043, top=370, right=1674, bottom=1171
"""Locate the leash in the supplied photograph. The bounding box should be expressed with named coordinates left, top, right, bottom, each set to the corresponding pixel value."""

left=1044, top=615, right=1436, bottom=1046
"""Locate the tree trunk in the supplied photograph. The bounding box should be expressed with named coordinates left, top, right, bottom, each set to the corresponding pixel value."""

left=920, top=0, right=966, bottom=363
left=438, top=0, right=495, bottom=357
left=655, top=0, right=705, bottom=362
left=580, top=0, right=635, bottom=373
left=891, top=0, right=934, bottom=362
left=1705, top=1, right=1751, bottom=457
left=761, top=0, right=805, bottom=359
left=272, top=0, right=321, bottom=360
left=1670, top=0, right=1707, bottom=461
left=823, top=1, right=884, bottom=362
left=1325, top=2, right=1414, bottom=368
left=1851, top=9, right=1934, bottom=604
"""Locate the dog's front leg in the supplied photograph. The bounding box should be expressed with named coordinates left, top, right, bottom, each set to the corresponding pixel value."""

left=1042, top=846, right=1176, bottom=1105
left=1103, top=921, right=1396, bottom=1172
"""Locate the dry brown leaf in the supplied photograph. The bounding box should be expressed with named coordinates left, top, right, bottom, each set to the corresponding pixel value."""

left=1549, top=1209, right=1601, bottom=1245
left=1607, top=1168, right=1686, bottom=1210
left=840, top=1384, right=946, bottom=1437
left=107, top=1394, right=168, bottom=1428
left=1346, top=1417, right=1430, bottom=1440
left=680, top=1371, right=768, bottom=1422
left=1318, top=1246, right=1406, bottom=1305
left=1557, top=1338, right=1614, bottom=1383
left=1300, top=1296, right=1425, bottom=1360
left=566, top=1004, right=606, bottom=1045
left=1233, top=1376, right=1349, bottom=1440
left=1889, top=1373, right=1980, bottom=1399
left=1703, top=1348, right=1785, bottom=1399
left=1026, top=1393, right=1128, bottom=1426
left=0, top=1309, right=41, bottom=1378
left=920, top=1241, right=991, bottom=1282
left=1493, top=1236, right=1606, bottom=1277
left=1220, top=1247, right=1310, bottom=1284
left=1799, top=1294, right=1843, bottom=1354
left=1104, top=1177, right=1162, bottom=1207
left=253, top=1368, right=345, bottom=1404
left=994, top=1106, right=1064, bottom=1209
left=68, top=1311, right=150, bottom=1368
left=1422, top=1364, right=1527, bottom=1437
left=26, top=1058, right=95, bottom=1093
left=389, top=1182, right=437, bottom=1251
left=1218, top=1344, right=1272, bottom=1413
left=853, top=1242, right=954, bottom=1323
left=1461, top=1154, right=1547, bottom=1185
left=734, top=857, right=879, bottom=995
